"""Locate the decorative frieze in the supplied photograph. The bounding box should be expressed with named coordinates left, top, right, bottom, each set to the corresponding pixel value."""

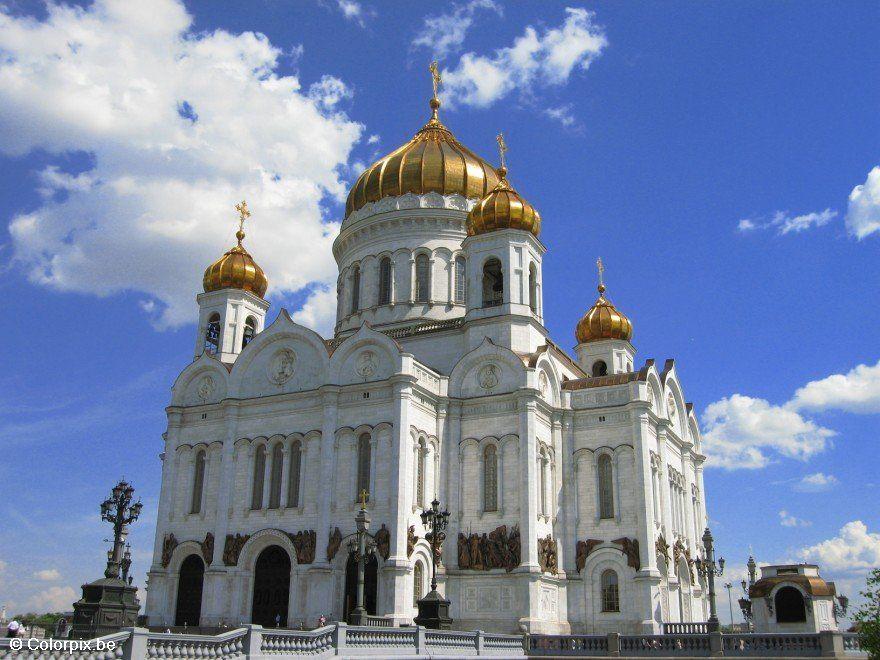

left=538, top=535, right=558, bottom=575
left=286, top=529, right=317, bottom=564
left=457, top=525, right=520, bottom=572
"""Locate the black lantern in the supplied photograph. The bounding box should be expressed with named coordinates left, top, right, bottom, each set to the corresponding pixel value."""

left=415, top=498, right=452, bottom=630
left=695, top=528, right=724, bottom=632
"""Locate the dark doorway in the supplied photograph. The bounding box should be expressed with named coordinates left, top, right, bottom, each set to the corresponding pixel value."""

left=175, top=554, right=205, bottom=627
left=344, top=551, right=378, bottom=621
left=775, top=586, right=807, bottom=623
left=251, top=545, right=291, bottom=627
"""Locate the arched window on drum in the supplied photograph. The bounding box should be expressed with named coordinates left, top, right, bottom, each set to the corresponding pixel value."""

left=598, top=454, right=615, bottom=519
left=601, top=569, right=620, bottom=612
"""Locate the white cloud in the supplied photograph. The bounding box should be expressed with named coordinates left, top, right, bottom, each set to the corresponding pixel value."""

left=411, top=0, right=501, bottom=59
left=846, top=166, right=880, bottom=239
left=793, top=472, right=839, bottom=492
left=441, top=7, right=607, bottom=109
left=366, top=134, right=380, bottom=145
left=1, top=0, right=362, bottom=328
left=790, top=359, right=880, bottom=414
left=798, top=521, right=880, bottom=572
left=33, top=568, right=61, bottom=581
left=544, top=104, right=577, bottom=128
left=701, top=394, right=835, bottom=469
left=332, top=0, right=374, bottom=27
left=779, top=510, right=811, bottom=528
left=290, top=285, right=339, bottom=338
left=736, top=208, right=838, bottom=235
left=25, top=585, right=79, bottom=612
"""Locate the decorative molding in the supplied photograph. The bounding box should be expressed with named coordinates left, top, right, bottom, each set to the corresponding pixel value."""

left=222, top=533, right=250, bottom=567
left=538, top=535, right=559, bottom=575
left=457, top=525, right=520, bottom=572
left=343, top=192, right=473, bottom=228
left=612, top=536, right=641, bottom=571
left=575, top=538, right=604, bottom=573
left=161, top=534, right=178, bottom=568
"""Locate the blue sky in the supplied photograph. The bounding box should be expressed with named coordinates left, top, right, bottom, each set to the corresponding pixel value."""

left=1, top=0, right=878, bottom=623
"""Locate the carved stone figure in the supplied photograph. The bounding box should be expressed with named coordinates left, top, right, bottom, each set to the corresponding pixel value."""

left=656, top=533, right=671, bottom=567
left=268, top=349, right=296, bottom=385
left=327, top=527, right=342, bottom=562
left=161, top=534, right=178, bottom=568
left=356, top=350, right=377, bottom=378
left=200, top=532, right=215, bottom=566
left=613, top=536, right=641, bottom=571
left=575, top=538, right=603, bottom=573
left=673, top=538, right=686, bottom=566
left=374, top=524, right=391, bottom=560
left=458, top=533, right=470, bottom=569
left=478, top=364, right=500, bottom=390
left=426, top=531, right=445, bottom=564
left=469, top=533, right=485, bottom=570
left=287, top=529, right=316, bottom=564
left=538, top=535, right=558, bottom=575
left=539, top=371, right=549, bottom=400
left=458, top=526, right=521, bottom=572
left=507, top=526, right=521, bottom=571
left=407, top=525, right=418, bottom=558
left=197, top=376, right=215, bottom=403
left=222, top=533, right=250, bottom=566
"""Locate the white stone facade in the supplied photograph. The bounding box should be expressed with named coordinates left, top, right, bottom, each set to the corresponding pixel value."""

left=145, top=192, right=710, bottom=634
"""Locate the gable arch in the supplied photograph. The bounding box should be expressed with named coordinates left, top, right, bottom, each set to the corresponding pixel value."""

left=329, top=323, right=402, bottom=384
left=171, top=353, right=230, bottom=407
left=449, top=338, right=527, bottom=398
left=531, top=353, right=562, bottom=406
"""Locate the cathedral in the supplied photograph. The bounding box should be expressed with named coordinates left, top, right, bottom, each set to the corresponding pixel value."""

left=144, top=80, right=710, bottom=634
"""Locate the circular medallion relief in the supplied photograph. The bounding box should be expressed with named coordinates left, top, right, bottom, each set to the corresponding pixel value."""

left=197, top=375, right=215, bottom=403
left=478, top=364, right=500, bottom=390
left=268, top=348, right=296, bottom=385
left=356, top=350, right=378, bottom=378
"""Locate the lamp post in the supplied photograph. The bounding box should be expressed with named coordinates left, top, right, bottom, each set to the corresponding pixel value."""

left=347, top=490, right=375, bottom=626
left=695, top=527, right=724, bottom=632
left=101, top=480, right=143, bottom=579
left=415, top=498, right=452, bottom=630
left=738, top=578, right=753, bottom=631
left=724, top=582, right=734, bottom=629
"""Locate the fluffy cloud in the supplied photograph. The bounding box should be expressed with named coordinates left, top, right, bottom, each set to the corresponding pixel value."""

left=411, top=0, right=502, bottom=59
left=793, top=472, right=839, bottom=492
left=701, top=394, right=835, bottom=469
left=290, top=285, right=339, bottom=338
left=33, top=569, right=61, bottom=581
left=25, top=585, right=80, bottom=612
left=334, top=1, right=374, bottom=27
left=440, top=7, right=607, bottom=109
left=1, top=0, right=361, bottom=328
left=790, top=359, right=880, bottom=414
left=798, top=521, right=880, bottom=572
left=779, top=510, right=811, bottom=528
left=736, top=209, right=838, bottom=235
left=846, top=166, right=880, bottom=239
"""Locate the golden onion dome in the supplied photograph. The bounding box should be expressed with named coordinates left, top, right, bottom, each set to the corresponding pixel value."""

left=466, top=165, right=541, bottom=237
left=203, top=202, right=268, bottom=298
left=345, top=98, right=500, bottom=218
left=576, top=283, right=633, bottom=344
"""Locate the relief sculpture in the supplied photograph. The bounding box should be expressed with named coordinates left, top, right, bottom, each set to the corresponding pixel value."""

left=457, top=525, right=520, bottom=572
left=161, top=533, right=178, bottom=568
left=327, top=527, right=343, bottom=562
left=575, top=538, right=603, bottom=573
left=612, top=536, right=641, bottom=571
left=538, top=535, right=558, bottom=575
left=287, top=529, right=316, bottom=564
left=374, top=524, right=391, bottom=560
left=222, top=533, right=250, bottom=566
left=200, top=532, right=214, bottom=566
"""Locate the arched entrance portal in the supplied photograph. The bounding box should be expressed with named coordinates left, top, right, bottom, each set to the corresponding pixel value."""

left=251, top=545, right=291, bottom=627
left=175, top=554, right=205, bottom=627
left=344, top=551, right=378, bottom=621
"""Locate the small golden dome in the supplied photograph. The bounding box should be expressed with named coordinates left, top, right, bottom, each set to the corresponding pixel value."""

left=576, top=283, right=633, bottom=344
left=345, top=98, right=500, bottom=218
left=466, top=165, right=541, bottom=237
left=203, top=202, right=268, bottom=298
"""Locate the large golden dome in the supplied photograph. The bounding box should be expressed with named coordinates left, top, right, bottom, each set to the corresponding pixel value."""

left=576, top=284, right=633, bottom=344
left=466, top=166, right=541, bottom=237
left=345, top=98, right=500, bottom=218
left=203, top=203, right=268, bottom=298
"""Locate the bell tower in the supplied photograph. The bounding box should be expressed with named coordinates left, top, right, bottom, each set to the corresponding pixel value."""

left=196, top=201, right=269, bottom=364
left=574, top=259, right=635, bottom=375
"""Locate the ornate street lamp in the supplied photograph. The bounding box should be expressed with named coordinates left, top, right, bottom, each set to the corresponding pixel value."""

left=100, top=479, right=143, bottom=579
left=694, top=527, right=724, bottom=632
left=415, top=498, right=452, bottom=630
left=347, top=490, right=376, bottom=625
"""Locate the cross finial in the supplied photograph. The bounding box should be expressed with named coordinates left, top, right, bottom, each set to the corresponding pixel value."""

left=359, top=489, right=369, bottom=509
left=496, top=132, right=508, bottom=175
left=234, top=200, right=250, bottom=245
left=596, top=257, right=605, bottom=293
left=429, top=61, right=442, bottom=101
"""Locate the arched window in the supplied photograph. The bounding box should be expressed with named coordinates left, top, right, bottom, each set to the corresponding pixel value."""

left=378, top=257, right=392, bottom=305
left=538, top=450, right=548, bottom=516
left=528, top=263, right=538, bottom=312
left=483, top=445, right=498, bottom=512
left=356, top=433, right=371, bottom=502
left=415, top=254, right=430, bottom=302
left=416, top=439, right=426, bottom=507
left=601, top=570, right=620, bottom=612
left=204, top=313, right=221, bottom=355
left=251, top=445, right=266, bottom=510
left=482, top=258, right=503, bottom=307
left=242, top=316, right=256, bottom=349
left=454, top=256, right=467, bottom=304
left=598, top=454, right=615, bottom=519
left=592, top=360, right=608, bottom=377
left=775, top=587, right=807, bottom=623
left=350, top=265, right=361, bottom=313
left=190, top=450, right=206, bottom=514
left=268, top=443, right=283, bottom=509
left=287, top=440, right=302, bottom=508
left=413, top=562, right=424, bottom=605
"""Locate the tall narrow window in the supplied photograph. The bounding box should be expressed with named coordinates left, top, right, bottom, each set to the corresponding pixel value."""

left=415, top=254, right=430, bottom=302
left=482, top=258, right=503, bottom=307
left=598, top=454, right=615, bottom=519
left=242, top=316, right=256, bottom=349
left=528, top=263, right=538, bottom=312
left=268, top=443, right=283, bottom=509
left=251, top=445, right=266, bottom=510
left=539, top=451, right=548, bottom=516
left=483, top=445, right=498, bottom=512
left=378, top=257, right=392, bottom=305
left=356, top=433, right=371, bottom=502
left=413, top=562, right=424, bottom=605
left=204, top=313, right=221, bottom=355
left=454, top=256, right=467, bottom=304
left=416, top=439, right=426, bottom=507
left=287, top=440, right=302, bottom=508
left=601, top=570, right=620, bottom=612
left=190, top=450, right=206, bottom=514
left=350, top=265, right=361, bottom=313
left=592, top=360, right=608, bottom=377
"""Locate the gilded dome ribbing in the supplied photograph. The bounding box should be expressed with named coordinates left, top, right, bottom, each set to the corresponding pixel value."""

left=345, top=99, right=500, bottom=218
left=203, top=228, right=268, bottom=299
left=575, top=284, right=633, bottom=344
left=466, top=166, right=541, bottom=237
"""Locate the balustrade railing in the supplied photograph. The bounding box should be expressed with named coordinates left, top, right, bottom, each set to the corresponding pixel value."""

left=722, top=632, right=821, bottom=657
left=662, top=622, right=709, bottom=635
left=620, top=634, right=711, bottom=656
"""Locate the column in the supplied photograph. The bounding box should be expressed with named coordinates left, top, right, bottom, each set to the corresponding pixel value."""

left=517, top=395, right=539, bottom=570
left=314, top=387, right=340, bottom=567
left=279, top=445, right=290, bottom=509
left=632, top=405, right=662, bottom=633
left=551, top=413, right=566, bottom=569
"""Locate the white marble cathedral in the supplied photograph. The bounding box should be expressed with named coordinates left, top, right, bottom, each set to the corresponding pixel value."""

left=144, top=84, right=711, bottom=634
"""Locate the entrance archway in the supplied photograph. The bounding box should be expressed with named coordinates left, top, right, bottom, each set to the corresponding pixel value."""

left=251, top=545, right=291, bottom=627
left=344, top=551, right=378, bottom=621
left=175, top=554, right=204, bottom=627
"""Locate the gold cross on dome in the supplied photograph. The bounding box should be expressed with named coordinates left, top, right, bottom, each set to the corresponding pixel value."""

left=359, top=489, right=369, bottom=509
left=596, top=257, right=605, bottom=288
left=496, top=132, right=508, bottom=171
left=235, top=200, right=250, bottom=233
left=429, top=61, right=442, bottom=101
